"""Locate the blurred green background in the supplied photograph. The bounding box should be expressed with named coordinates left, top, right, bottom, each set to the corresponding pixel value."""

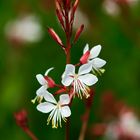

left=0, top=0, right=140, bottom=139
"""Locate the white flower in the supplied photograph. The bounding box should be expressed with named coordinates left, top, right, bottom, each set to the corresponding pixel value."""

left=36, top=67, right=54, bottom=97
left=103, top=0, right=120, bottom=17
left=31, top=68, right=54, bottom=104
left=62, top=63, right=98, bottom=98
left=83, top=44, right=106, bottom=75
left=5, top=15, right=43, bottom=43
left=37, top=91, right=71, bottom=128
left=120, top=112, right=140, bottom=138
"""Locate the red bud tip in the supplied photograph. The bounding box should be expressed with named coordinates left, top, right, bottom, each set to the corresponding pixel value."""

left=74, top=24, right=84, bottom=43
left=56, top=9, right=65, bottom=28
left=80, top=51, right=90, bottom=64
left=45, top=76, right=56, bottom=88
left=55, top=0, right=61, bottom=10
left=48, top=28, right=63, bottom=46
left=73, top=0, right=79, bottom=14
left=14, top=109, right=28, bottom=130
left=70, top=0, right=79, bottom=23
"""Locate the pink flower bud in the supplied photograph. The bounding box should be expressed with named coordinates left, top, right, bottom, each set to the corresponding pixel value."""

left=80, top=50, right=90, bottom=64
left=48, top=28, right=63, bottom=46
left=55, top=0, right=61, bottom=11
left=56, top=9, right=65, bottom=28
left=74, top=24, right=84, bottom=43
left=70, top=0, right=79, bottom=23
left=73, top=0, right=79, bottom=13
left=14, top=109, right=28, bottom=130
left=44, top=76, right=56, bottom=88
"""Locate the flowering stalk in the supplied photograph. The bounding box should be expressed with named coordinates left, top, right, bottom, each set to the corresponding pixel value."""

left=32, top=0, right=106, bottom=140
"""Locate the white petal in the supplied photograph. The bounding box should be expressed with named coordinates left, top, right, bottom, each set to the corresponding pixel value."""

left=90, top=45, right=101, bottom=59
left=83, top=44, right=89, bottom=54
left=37, top=102, right=56, bottom=113
left=61, top=106, right=71, bottom=117
left=62, top=76, right=74, bottom=86
left=44, top=67, right=54, bottom=76
left=64, top=64, right=75, bottom=76
left=78, top=63, right=92, bottom=75
left=59, top=94, right=70, bottom=105
left=36, top=86, right=47, bottom=96
left=36, top=74, right=46, bottom=85
left=78, top=74, right=98, bottom=86
left=44, top=91, right=57, bottom=104
left=91, top=58, right=106, bottom=68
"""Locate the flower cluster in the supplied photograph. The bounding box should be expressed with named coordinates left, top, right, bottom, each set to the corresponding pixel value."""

left=32, top=0, right=106, bottom=129
left=32, top=44, right=106, bottom=128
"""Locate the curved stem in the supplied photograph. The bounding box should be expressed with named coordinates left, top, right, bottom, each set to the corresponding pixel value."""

left=24, top=128, right=38, bottom=140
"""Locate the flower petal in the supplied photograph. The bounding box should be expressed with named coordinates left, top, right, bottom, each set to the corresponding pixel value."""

left=61, top=106, right=71, bottom=118
left=44, top=91, right=57, bottom=104
left=36, top=86, right=47, bottom=96
left=44, top=67, right=54, bottom=76
left=62, top=64, right=75, bottom=79
left=64, top=64, right=75, bottom=76
left=62, top=76, right=73, bottom=86
left=78, top=74, right=98, bottom=86
left=36, top=74, right=46, bottom=85
left=91, top=58, right=106, bottom=68
left=59, top=94, right=70, bottom=105
left=37, top=102, right=56, bottom=113
left=83, top=44, right=89, bottom=54
left=78, top=63, right=92, bottom=75
left=90, top=45, right=101, bottom=59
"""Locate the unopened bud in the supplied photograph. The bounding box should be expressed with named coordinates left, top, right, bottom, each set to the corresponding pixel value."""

left=80, top=51, right=90, bottom=64
left=45, top=76, right=56, bottom=88
left=73, top=0, right=79, bottom=13
left=55, top=0, right=61, bottom=10
left=70, top=0, right=79, bottom=23
left=74, top=24, right=84, bottom=43
left=14, top=109, right=28, bottom=130
left=56, top=9, right=65, bottom=28
left=48, top=28, right=64, bottom=47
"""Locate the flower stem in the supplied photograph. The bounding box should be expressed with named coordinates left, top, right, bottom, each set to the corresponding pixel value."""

left=24, top=128, right=38, bottom=140
left=79, top=89, right=94, bottom=140
left=65, top=37, right=71, bottom=140
left=65, top=17, right=71, bottom=140
left=78, top=109, right=90, bottom=140
left=65, top=117, right=70, bottom=140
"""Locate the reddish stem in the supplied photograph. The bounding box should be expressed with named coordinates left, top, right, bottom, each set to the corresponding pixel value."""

left=78, top=109, right=90, bottom=140
left=65, top=11, right=71, bottom=140
left=79, top=89, right=94, bottom=140
left=66, top=39, right=71, bottom=64
left=24, top=128, right=38, bottom=140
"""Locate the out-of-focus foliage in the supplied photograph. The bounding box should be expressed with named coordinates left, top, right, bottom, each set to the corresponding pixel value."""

left=0, top=0, right=140, bottom=139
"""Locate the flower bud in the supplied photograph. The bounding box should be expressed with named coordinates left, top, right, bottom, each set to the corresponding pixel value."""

left=44, top=76, right=56, bottom=88
left=56, top=9, right=65, bottom=28
left=80, top=51, right=90, bottom=64
left=70, top=0, right=79, bottom=23
left=74, top=24, right=84, bottom=43
left=47, top=28, right=63, bottom=47
left=14, top=109, right=28, bottom=130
